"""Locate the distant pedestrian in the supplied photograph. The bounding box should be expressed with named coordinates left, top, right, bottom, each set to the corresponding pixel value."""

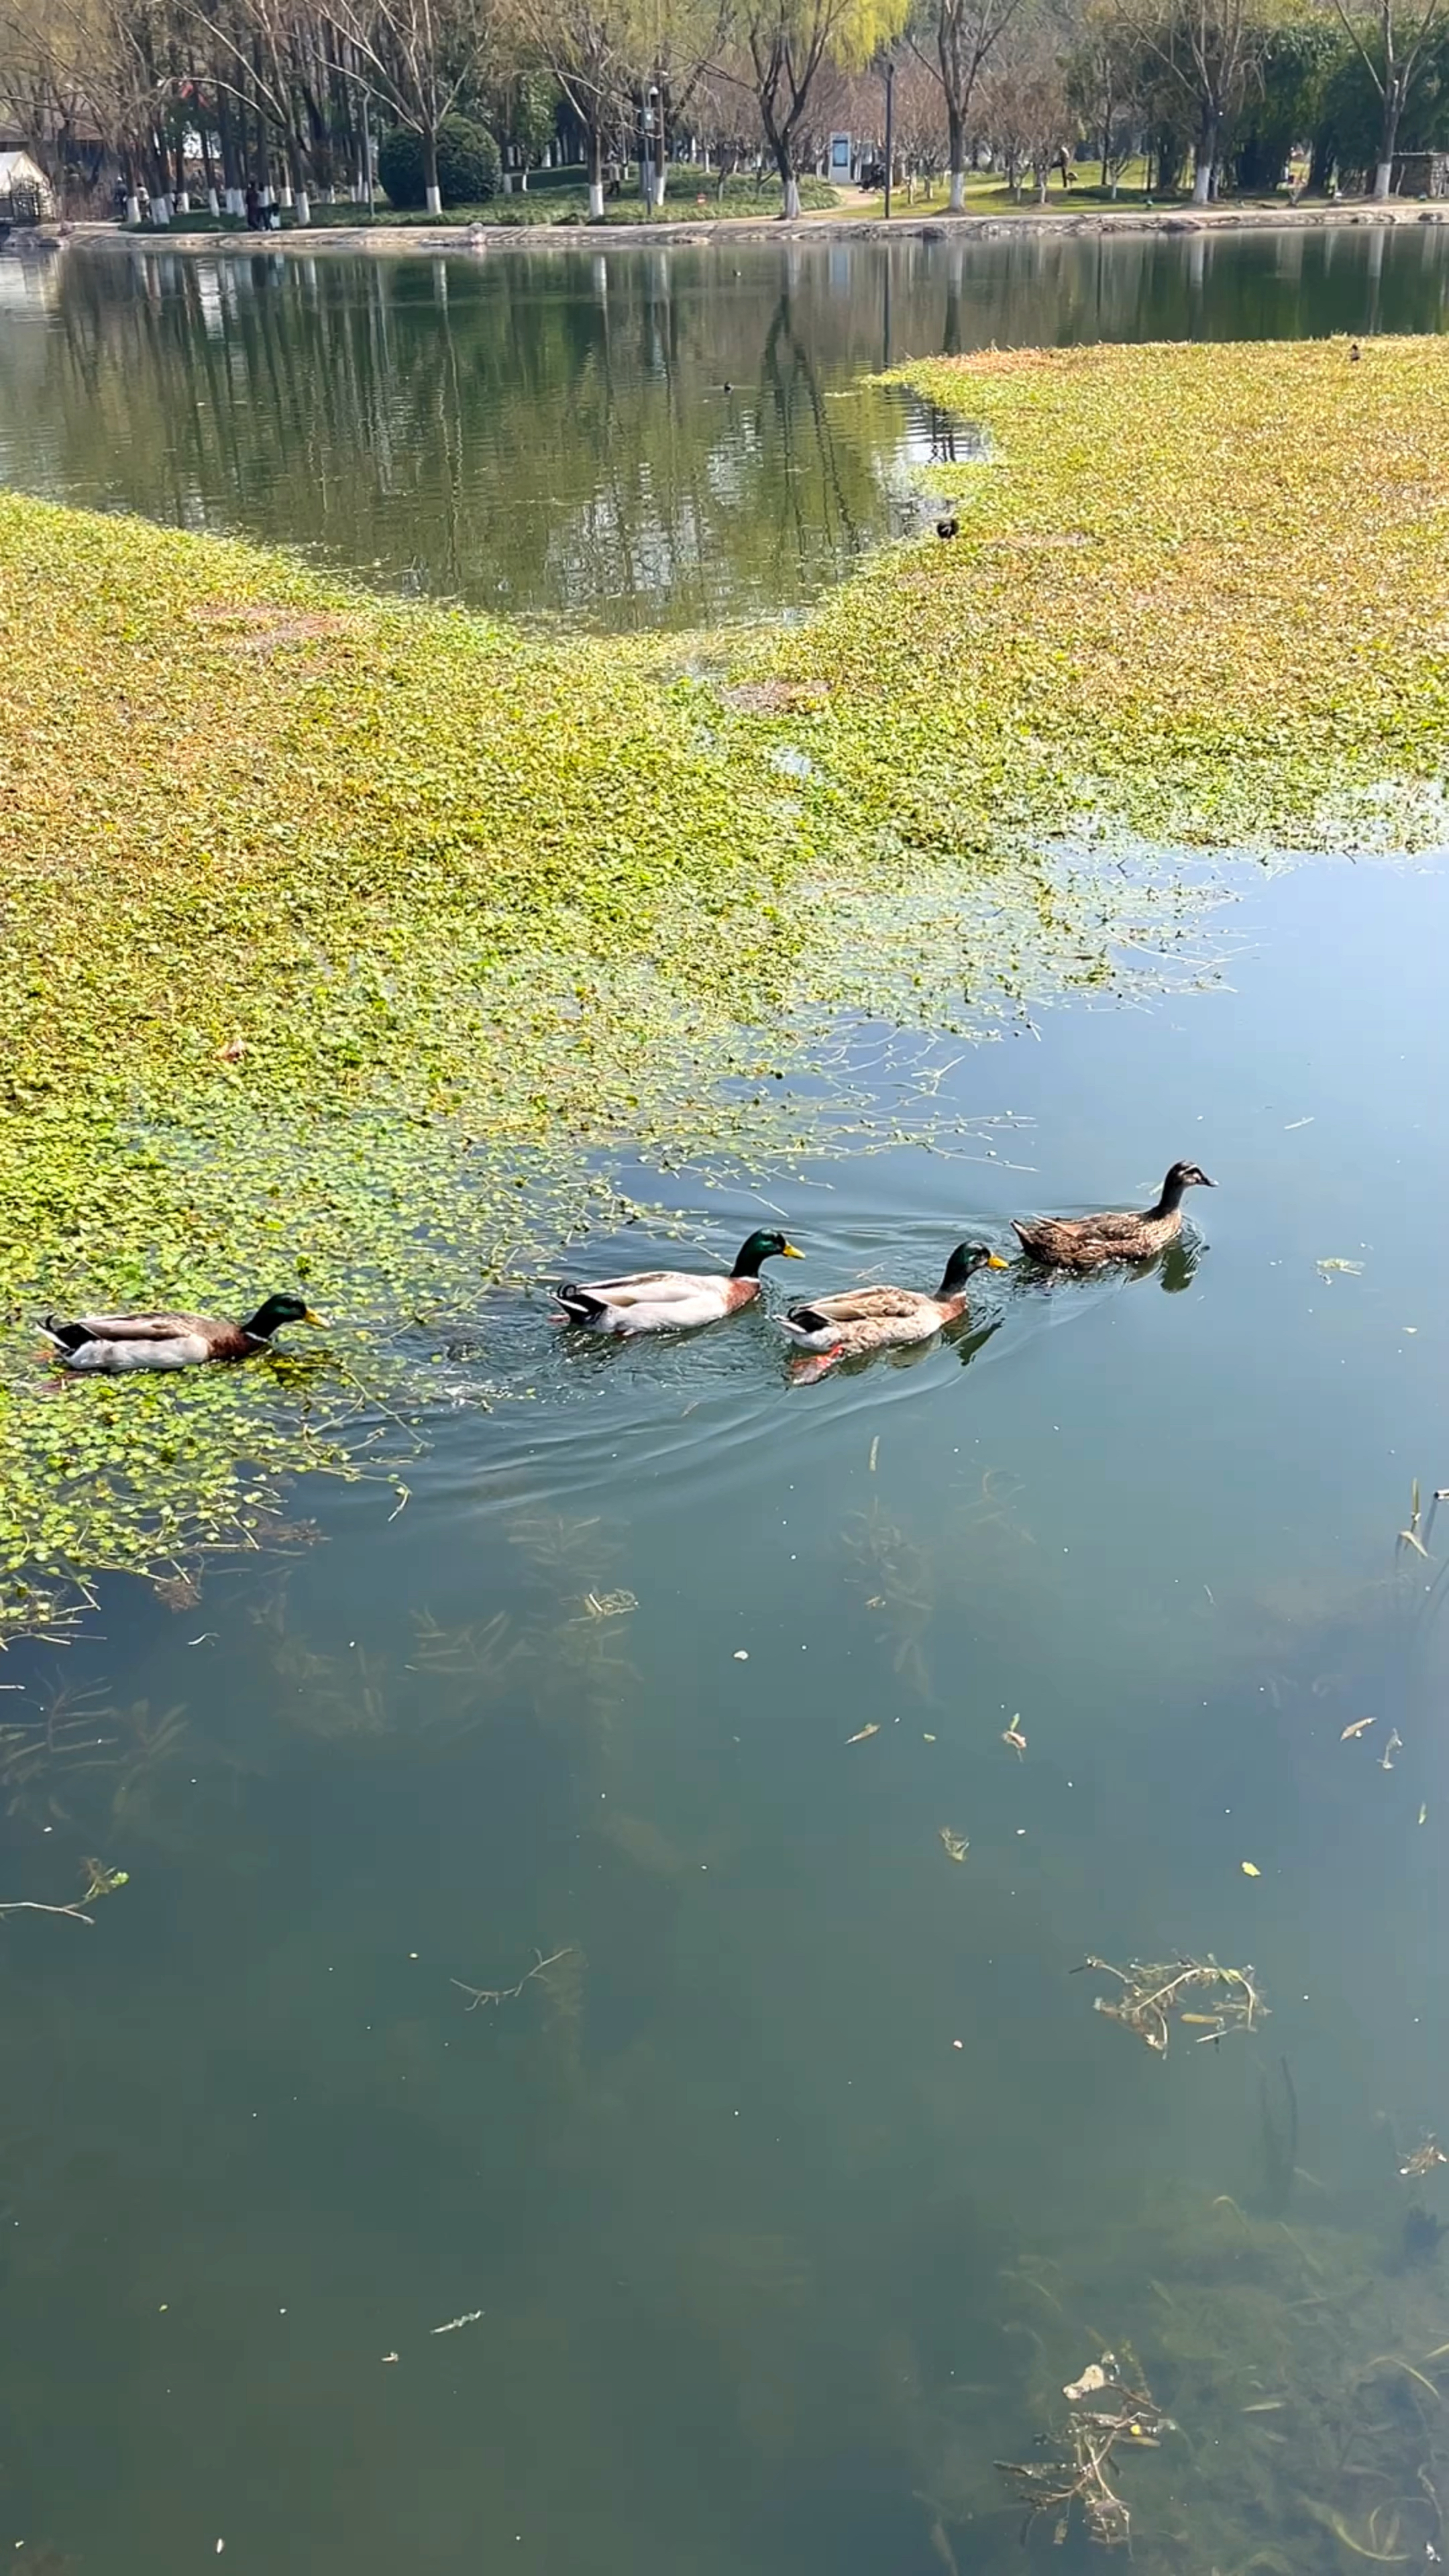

left=245, top=181, right=262, bottom=231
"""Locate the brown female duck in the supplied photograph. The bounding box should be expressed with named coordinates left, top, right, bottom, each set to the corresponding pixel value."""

left=1012, top=1161, right=1214, bottom=1269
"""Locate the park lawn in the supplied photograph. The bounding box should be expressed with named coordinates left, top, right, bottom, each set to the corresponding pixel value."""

left=1, top=333, right=1446, bottom=1619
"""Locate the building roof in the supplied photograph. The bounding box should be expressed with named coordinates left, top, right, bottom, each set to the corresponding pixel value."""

left=0, top=151, right=50, bottom=186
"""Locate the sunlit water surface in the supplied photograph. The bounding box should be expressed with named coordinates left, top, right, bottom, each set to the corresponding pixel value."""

left=1, top=221, right=1448, bottom=625
left=2, top=234, right=1449, bottom=2576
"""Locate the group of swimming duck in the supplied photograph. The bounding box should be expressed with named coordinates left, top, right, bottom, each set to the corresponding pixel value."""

left=39, top=1161, right=1214, bottom=1375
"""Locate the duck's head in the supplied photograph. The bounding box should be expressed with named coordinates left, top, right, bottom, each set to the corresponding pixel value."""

left=936, top=1242, right=1010, bottom=1297
left=1166, top=1161, right=1215, bottom=1191
left=245, top=1293, right=326, bottom=1340
left=733, top=1230, right=805, bottom=1279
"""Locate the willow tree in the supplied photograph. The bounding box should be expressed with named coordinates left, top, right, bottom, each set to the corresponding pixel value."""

left=740, top=0, right=907, bottom=213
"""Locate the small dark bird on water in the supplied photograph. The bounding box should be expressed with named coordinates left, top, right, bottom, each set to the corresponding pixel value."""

left=936, top=515, right=959, bottom=540
left=722, top=379, right=733, bottom=391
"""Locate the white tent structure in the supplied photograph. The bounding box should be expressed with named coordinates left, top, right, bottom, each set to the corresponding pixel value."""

left=0, top=151, right=56, bottom=222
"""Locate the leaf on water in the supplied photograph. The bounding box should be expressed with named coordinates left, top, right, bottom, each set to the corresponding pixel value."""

left=846, top=1723, right=879, bottom=1743
left=1317, top=1258, right=1364, bottom=1278
left=1340, top=1717, right=1377, bottom=1740
left=939, top=1827, right=969, bottom=1862
left=1240, top=1860, right=1262, bottom=1878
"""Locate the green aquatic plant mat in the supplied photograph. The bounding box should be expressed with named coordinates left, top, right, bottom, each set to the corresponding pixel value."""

left=2, top=333, right=1446, bottom=1622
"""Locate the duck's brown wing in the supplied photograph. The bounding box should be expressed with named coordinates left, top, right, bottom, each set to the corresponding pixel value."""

left=66, top=1311, right=223, bottom=1340
left=1012, top=1219, right=1122, bottom=1265
left=796, top=1285, right=932, bottom=1324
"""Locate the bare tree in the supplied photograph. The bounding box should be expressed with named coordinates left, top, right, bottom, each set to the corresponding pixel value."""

left=1324, top=0, right=1449, bottom=194
left=1116, top=0, right=1272, bottom=201
left=319, top=0, right=495, bottom=208
left=918, top=0, right=1032, bottom=209
left=979, top=16, right=1067, bottom=193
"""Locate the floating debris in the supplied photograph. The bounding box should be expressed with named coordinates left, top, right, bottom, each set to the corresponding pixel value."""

left=1081, top=1953, right=1267, bottom=2056
left=998, top=2347, right=1177, bottom=2551
left=1382, top=1728, right=1404, bottom=1772
left=1002, top=1716, right=1028, bottom=1757
left=1399, top=2137, right=1449, bottom=2180
left=1318, top=1257, right=1364, bottom=1278
left=1240, top=1860, right=1261, bottom=1878
left=846, top=1723, right=880, bottom=1744
left=939, top=1828, right=969, bottom=1863
left=581, top=1590, right=637, bottom=1620
left=431, top=2308, right=484, bottom=2335
left=1341, top=1717, right=1377, bottom=1741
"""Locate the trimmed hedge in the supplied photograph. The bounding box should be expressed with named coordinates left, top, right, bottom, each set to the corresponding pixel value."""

left=378, top=117, right=502, bottom=209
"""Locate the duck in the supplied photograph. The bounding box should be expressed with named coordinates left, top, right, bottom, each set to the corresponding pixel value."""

left=778, top=1242, right=1008, bottom=1364
left=1012, top=1161, right=1214, bottom=1269
left=40, top=1293, right=323, bottom=1373
left=551, top=1228, right=803, bottom=1334
left=936, top=515, right=959, bottom=539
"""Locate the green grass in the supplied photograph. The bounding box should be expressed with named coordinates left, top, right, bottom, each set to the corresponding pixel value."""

left=125, top=170, right=838, bottom=235
left=3, top=333, right=1448, bottom=1625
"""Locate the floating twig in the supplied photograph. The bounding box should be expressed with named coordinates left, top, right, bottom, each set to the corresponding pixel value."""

left=451, top=1945, right=573, bottom=2012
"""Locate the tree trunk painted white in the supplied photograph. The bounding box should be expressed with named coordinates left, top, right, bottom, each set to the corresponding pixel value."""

left=278, top=176, right=294, bottom=208
left=651, top=169, right=667, bottom=207
left=783, top=173, right=801, bottom=217
left=1374, top=159, right=1393, bottom=197
left=520, top=169, right=527, bottom=191
left=503, top=170, right=513, bottom=193
left=588, top=178, right=604, bottom=217
left=294, top=189, right=311, bottom=225
left=425, top=182, right=442, bottom=213
left=175, top=189, right=190, bottom=212
left=207, top=186, right=219, bottom=215
left=152, top=194, right=170, bottom=224
left=1192, top=157, right=1212, bottom=203
left=126, top=192, right=142, bottom=226
left=1036, top=174, right=1048, bottom=202
left=948, top=167, right=965, bottom=211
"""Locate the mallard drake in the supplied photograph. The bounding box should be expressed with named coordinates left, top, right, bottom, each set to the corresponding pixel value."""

left=779, top=1242, right=1008, bottom=1363
left=1012, top=1161, right=1214, bottom=1269
left=551, top=1228, right=804, bottom=1335
left=41, top=1293, right=323, bottom=1373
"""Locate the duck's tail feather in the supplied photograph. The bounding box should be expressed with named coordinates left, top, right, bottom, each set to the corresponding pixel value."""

left=40, top=1316, right=90, bottom=1354
left=552, top=1283, right=607, bottom=1323
left=782, top=1303, right=830, bottom=1336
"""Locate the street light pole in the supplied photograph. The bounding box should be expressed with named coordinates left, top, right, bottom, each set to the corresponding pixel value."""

left=883, top=57, right=895, bottom=219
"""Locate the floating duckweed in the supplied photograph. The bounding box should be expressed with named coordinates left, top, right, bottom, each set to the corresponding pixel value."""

left=3, top=337, right=1444, bottom=1625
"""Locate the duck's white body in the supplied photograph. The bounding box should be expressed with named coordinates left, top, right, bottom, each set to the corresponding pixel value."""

left=554, top=1270, right=759, bottom=1336
left=551, top=1231, right=804, bottom=1337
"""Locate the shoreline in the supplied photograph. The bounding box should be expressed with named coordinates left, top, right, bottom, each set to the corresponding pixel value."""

left=51, top=197, right=1448, bottom=258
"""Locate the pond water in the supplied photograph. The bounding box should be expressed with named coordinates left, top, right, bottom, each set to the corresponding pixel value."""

left=4, top=236, right=1449, bottom=2576
left=1, top=221, right=1448, bottom=627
